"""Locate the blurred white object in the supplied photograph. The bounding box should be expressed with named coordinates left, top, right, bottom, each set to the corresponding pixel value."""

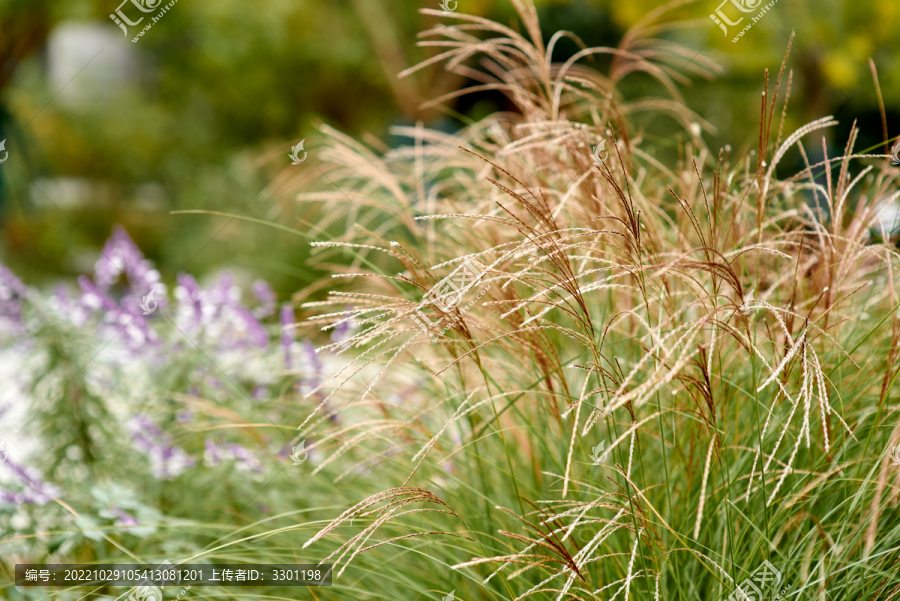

left=872, top=197, right=900, bottom=239
left=47, top=22, right=137, bottom=106
left=30, top=177, right=100, bottom=207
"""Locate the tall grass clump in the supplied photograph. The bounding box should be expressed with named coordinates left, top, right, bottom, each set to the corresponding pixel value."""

left=290, top=1, right=900, bottom=599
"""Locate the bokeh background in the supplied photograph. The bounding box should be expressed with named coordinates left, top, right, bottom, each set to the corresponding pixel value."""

left=2, top=2, right=900, bottom=599
left=1, top=0, right=897, bottom=298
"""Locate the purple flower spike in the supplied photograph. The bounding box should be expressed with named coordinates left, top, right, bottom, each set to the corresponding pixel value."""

left=0, top=263, right=26, bottom=297
left=174, top=273, right=204, bottom=332
left=111, top=507, right=139, bottom=527
left=209, top=271, right=238, bottom=313
left=76, top=277, right=161, bottom=351
left=252, top=280, right=276, bottom=318
left=277, top=442, right=292, bottom=460
left=229, top=444, right=264, bottom=473
left=234, top=306, right=269, bottom=349
left=300, top=340, right=324, bottom=392
left=280, top=304, right=295, bottom=369
left=330, top=311, right=357, bottom=347
left=0, top=458, right=62, bottom=506
left=53, top=285, right=88, bottom=326
left=95, top=226, right=137, bottom=289
left=78, top=277, right=121, bottom=314
left=134, top=416, right=163, bottom=437
left=128, top=416, right=194, bottom=480
left=204, top=439, right=223, bottom=466
left=0, top=263, right=27, bottom=335
left=204, top=440, right=264, bottom=473
left=94, top=226, right=167, bottom=313
left=174, top=271, right=272, bottom=352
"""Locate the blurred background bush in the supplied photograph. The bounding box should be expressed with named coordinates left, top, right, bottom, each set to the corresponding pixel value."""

left=1, top=0, right=897, bottom=299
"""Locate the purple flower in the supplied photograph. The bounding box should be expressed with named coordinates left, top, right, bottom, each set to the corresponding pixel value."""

left=93, top=226, right=167, bottom=315
left=111, top=507, right=139, bottom=527
left=252, top=280, right=276, bottom=318
left=95, top=226, right=143, bottom=288
left=229, top=444, right=264, bottom=473
left=330, top=312, right=357, bottom=347
left=280, top=304, right=295, bottom=369
left=173, top=272, right=269, bottom=352
left=78, top=276, right=120, bottom=313
left=47, top=228, right=168, bottom=354
left=0, top=263, right=27, bottom=297
left=204, top=440, right=264, bottom=473
left=0, top=458, right=62, bottom=506
left=53, top=285, right=89, bottom=326
left=0, top=263, right=27, bottom=334
left=77, top=276, right=160, bottom=352
left=204, top=439, right=223, bottom=466
left=174, top=273, right=204, bottom=332
left=277, top=442, right=293, bottom=460
left=233, top=305, right=269, bottom=349
left=209, top=271, right=237, bottom=305
left=129, top=415, right=164, bottom=453
left=128, top=416, right=194, bottom=479
left=300, top=340, right=324, bottom=393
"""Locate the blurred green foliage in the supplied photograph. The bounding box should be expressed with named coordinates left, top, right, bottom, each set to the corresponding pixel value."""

left=1, top=0, right=898, bottom=297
